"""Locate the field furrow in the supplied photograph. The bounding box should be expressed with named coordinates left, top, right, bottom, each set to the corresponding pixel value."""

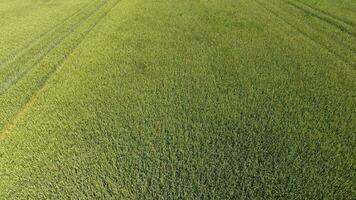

left=284, top=1, right=356, bottom=53
left=0, top=1, right=93, bottom=68
left=0, top=0, right=109, bottom=94
left=255, top=0, right=355, bottom=68
left=285, top=1, right=356, bottom=54
left=287, top=1, right=356, bottom=38
left=296, top=0, right=356, bottom=27
left=0, top=0, right=93, bottom=59
left=0, top=0, right=120, bottom=134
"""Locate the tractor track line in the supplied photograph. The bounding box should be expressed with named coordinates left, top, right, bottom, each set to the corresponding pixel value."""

left=0, top=1, right=93, bottom=69
left=283, top=1, right=356, bottom=54
left=0, top=0, right=110, bottom=94
left=287, top=1, right=356, bottom=38
left=297, top=1, right=356, bottom=28
left=254, top=0, right=355, bottom=69
left=0, top=0, right=121, bottom=140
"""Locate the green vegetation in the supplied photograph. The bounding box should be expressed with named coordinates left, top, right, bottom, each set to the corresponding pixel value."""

left=0, top=0, right=355, bottom=198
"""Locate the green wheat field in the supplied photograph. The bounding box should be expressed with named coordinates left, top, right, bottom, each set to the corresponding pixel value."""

left=0, top=0, right=355, bottom=199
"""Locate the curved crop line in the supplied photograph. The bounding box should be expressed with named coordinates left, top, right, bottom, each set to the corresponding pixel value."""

left=0, top=0, right=121, bottom=140
left=287, top=1, right=356, bottom=38
left=283, top=1, right=356, bottom=54
left=0, top=1, right=93, bottom=69
left=297, top=1, right=356, bottom=28
left=0, top=0, right=107, bottom=75
left=0, top=0, right=110, bottom=94
left=254, top=0, right=355, bottom=69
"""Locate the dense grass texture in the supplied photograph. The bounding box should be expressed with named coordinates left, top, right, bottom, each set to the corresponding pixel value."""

left=0, top=0, right=355, bottom=199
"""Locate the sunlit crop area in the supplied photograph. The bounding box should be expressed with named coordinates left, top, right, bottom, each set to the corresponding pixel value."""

left=0, top=0, right=355, bottom=198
